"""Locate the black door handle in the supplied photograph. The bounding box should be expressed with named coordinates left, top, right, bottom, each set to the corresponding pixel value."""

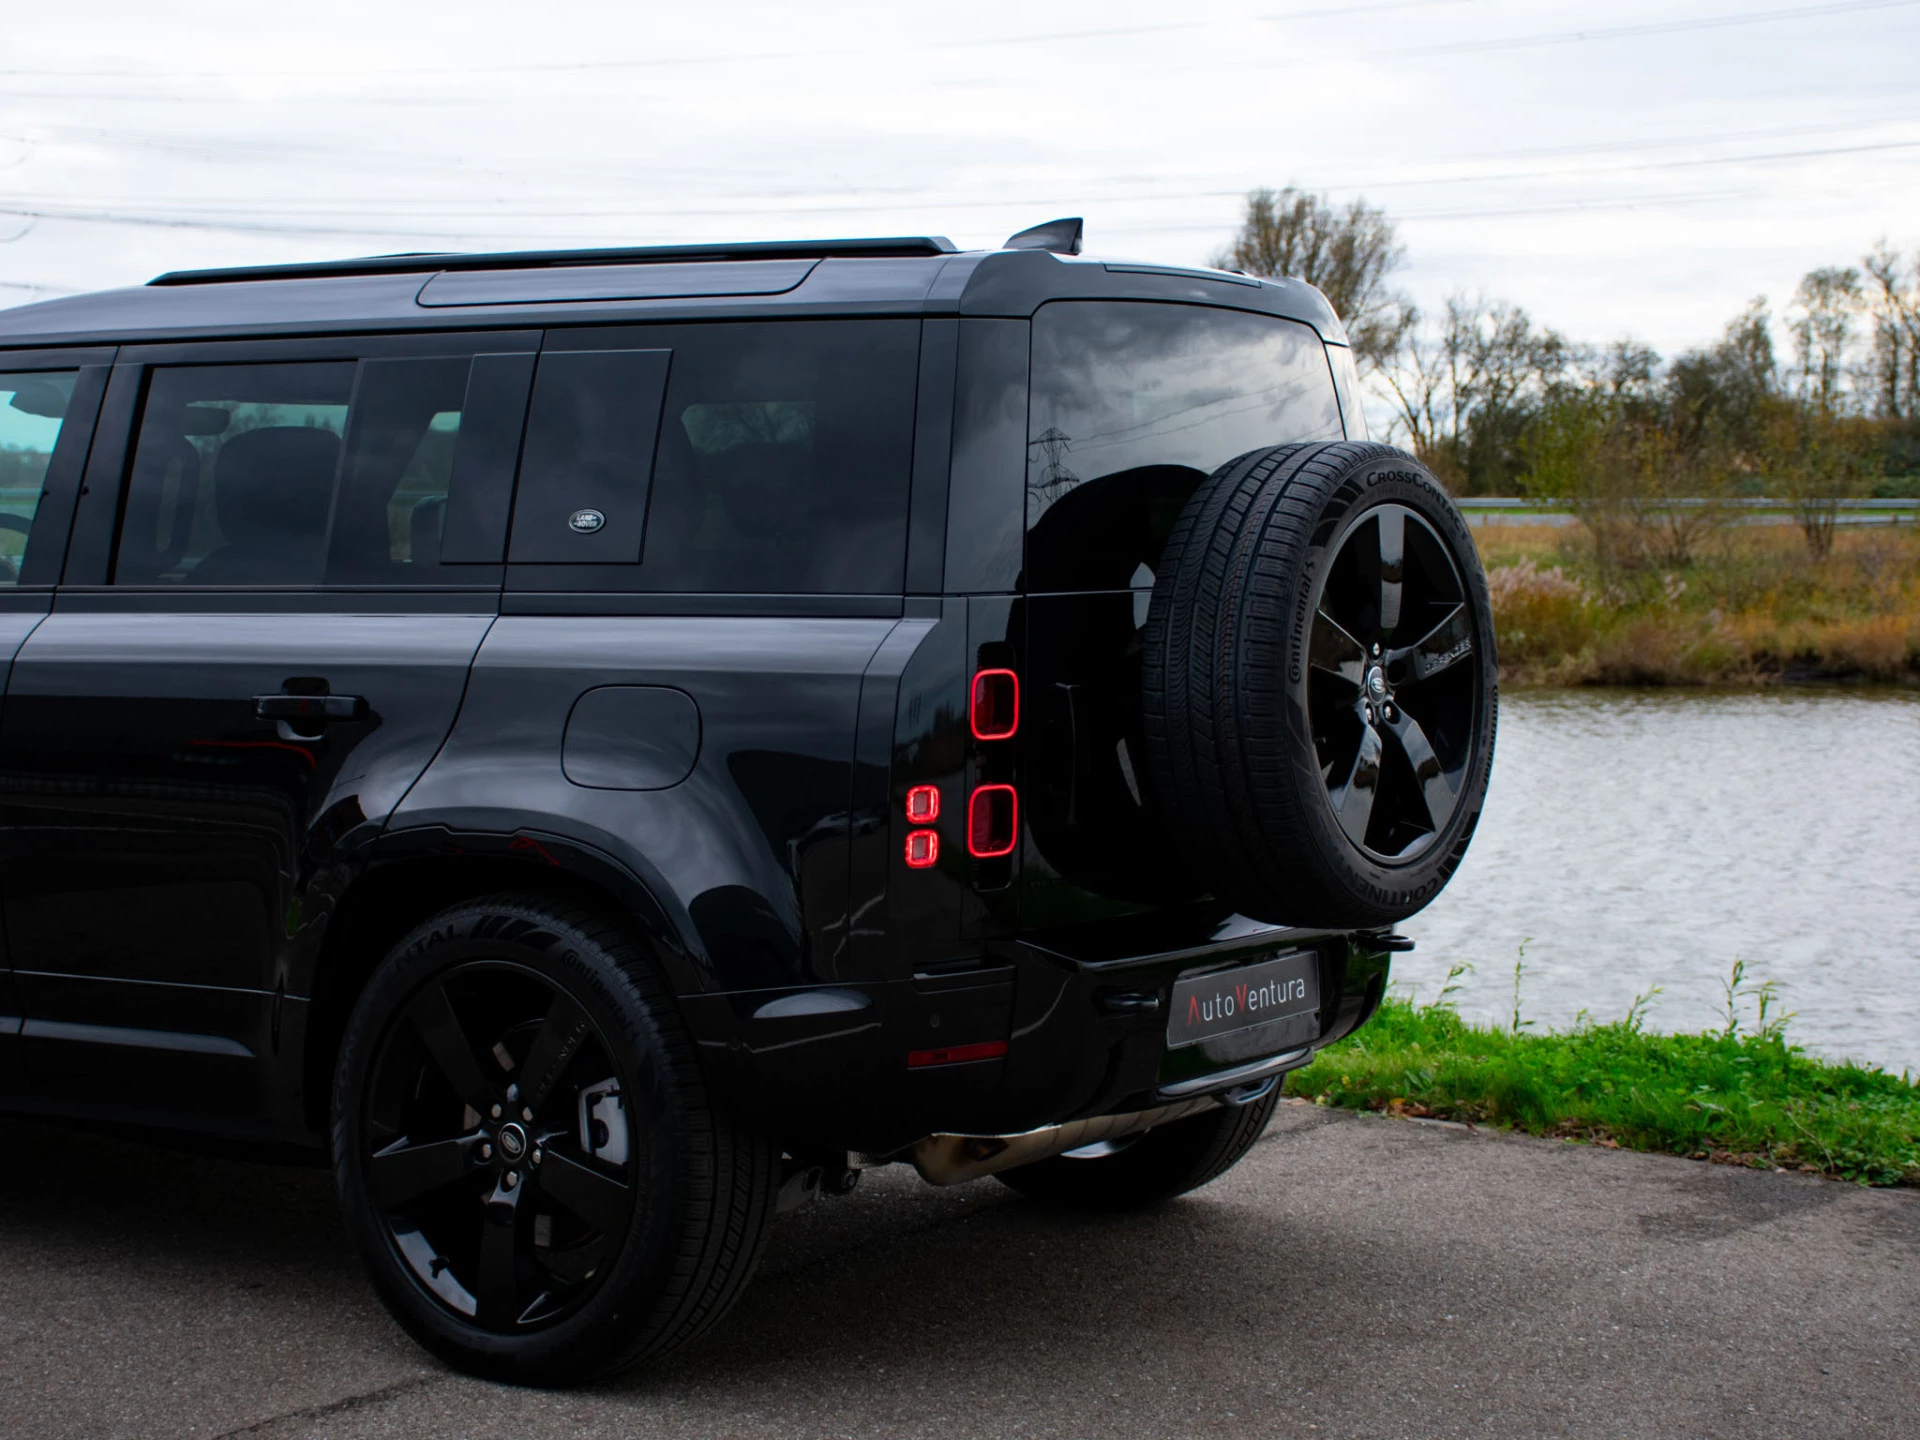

left=254, top=693, right=366, bottom=723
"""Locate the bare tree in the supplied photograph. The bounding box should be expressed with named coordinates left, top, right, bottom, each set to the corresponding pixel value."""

left=1213, top=187, right=1414, bottom=371
left=1376, top=294, right=1574, bottom=492
left=1775, top=266, right=1878, bottom=556
left=1379, top=324, right=1452, bottom=472
left=1787, top=266, right=1864, bottom=411
left=1862, top=241, right=1920, bottom=420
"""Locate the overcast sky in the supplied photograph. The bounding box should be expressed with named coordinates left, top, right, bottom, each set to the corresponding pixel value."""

left=3, top=0, right=1917, bottom=361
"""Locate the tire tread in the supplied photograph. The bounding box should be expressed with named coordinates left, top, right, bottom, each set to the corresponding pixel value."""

left=1143, top=441, right=1496, bottom=926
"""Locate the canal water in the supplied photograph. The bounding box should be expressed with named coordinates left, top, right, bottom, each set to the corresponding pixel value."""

left=1398, top=687, right=1920, bottom=1077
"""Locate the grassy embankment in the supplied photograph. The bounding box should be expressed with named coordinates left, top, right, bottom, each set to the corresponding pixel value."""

left=1477, top=520, right=1920, bottom=685
left=1286, top=961, right=1920, bottom=1187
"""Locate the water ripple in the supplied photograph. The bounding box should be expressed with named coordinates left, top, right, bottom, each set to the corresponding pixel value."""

left=1401, top=687, right=1920, bottom=1076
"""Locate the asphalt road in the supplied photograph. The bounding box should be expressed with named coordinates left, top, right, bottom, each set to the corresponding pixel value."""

left=1, top=1101, right=1914, bottom=1440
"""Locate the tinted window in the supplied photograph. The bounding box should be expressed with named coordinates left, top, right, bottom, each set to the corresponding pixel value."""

left=1026, top=302, right=1343, bottom=590
left=115, top=357, right=483, bottom=586
left=0, top=370, right=78, bottom=586
left=640, top=320, right=918, bottom=593
left=330, top=356, right=474, bottom=583
left=508, top=349, right=671, bottom=565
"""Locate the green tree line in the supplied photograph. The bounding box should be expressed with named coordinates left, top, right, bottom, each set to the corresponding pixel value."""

left=1217, top=188, right=1920, bottom=560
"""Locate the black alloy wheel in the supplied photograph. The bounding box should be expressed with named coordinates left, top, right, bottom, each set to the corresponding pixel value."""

left=1307, top=502, right=1479, bottom=864
left=1143, top=442, right=1496, bottom=927
left=333, top=897, right=779, bottom=1384
left=361, top=960, right=634, bottom=1332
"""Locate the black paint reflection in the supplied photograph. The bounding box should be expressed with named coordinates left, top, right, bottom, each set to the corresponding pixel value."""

left=1024, top=301, right=1342, bottom=591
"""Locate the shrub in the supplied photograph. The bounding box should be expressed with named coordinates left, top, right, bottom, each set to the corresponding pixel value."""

left=1486, top=557, right=1597, bottom=667
left=1474, top=521, right=1920, bottom=685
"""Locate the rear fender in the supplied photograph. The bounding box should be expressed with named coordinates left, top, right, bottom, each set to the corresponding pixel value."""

left=390, top=613, right=904, bottom=996
left=365, top=824, right=706, bottom=995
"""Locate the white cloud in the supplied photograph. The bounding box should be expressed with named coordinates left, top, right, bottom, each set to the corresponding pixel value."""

left=2, top=0, right=1917, bottom=355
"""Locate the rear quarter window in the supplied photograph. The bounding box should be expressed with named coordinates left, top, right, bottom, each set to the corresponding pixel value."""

left=511, top=319, right=920, bottom=594
left=642, top=319, right=919, bottom=594
left=1026, top=301, right=1343, bottom=591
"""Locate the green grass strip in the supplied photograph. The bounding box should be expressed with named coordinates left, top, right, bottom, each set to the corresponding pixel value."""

left=1285, top=998, right=1920, bottom=1186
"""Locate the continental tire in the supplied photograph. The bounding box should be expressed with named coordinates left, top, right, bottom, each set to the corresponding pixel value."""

left=332, top=896, right=779, bottom=1385
left=1142, top=442, right=1497, bottom=927
left=994, top=1087, right=1281, bottom=1209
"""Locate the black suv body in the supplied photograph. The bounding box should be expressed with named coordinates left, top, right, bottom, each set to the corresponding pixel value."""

left=0, top=232, right=1493, bottom=1380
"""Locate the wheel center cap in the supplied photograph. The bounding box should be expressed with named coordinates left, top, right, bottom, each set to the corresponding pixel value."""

left=496, top=1122, right=527, bottom=1161
left=1366, top=666, right=1389, bottom=700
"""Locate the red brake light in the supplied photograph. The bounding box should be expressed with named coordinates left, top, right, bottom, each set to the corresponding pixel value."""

left=904, top=829, right=940, bottom=868
left=970, top=669, right=1019, bottom=741
left=905, top=784, right=940, bottom=823
left=967, top=784, right=1018, bottom=858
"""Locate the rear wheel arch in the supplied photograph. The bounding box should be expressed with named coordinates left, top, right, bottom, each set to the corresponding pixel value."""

left=302, top=836, right=707, bottom=1138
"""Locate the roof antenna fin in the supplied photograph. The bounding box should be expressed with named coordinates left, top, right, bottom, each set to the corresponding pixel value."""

left=1003, top=218, right=1083, bottom=255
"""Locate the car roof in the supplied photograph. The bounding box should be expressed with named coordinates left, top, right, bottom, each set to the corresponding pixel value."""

left=0, top=236, right=1347, bottom=352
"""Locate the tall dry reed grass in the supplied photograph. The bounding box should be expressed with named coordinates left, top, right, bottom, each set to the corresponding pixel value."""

left=1474, top=522, right=1920, bottom=685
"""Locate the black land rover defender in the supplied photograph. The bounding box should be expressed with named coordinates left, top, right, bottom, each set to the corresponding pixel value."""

left=0, top=219, right=1496, bottom=1383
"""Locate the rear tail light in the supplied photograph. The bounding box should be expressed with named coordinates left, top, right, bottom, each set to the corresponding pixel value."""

left=904, top=829, right=940, bottom=868
left=969, top=669, right=1019, bottom=741
left=905, top=784, right=940, bottom=823
left=967, top=783, right=1018, bottom=858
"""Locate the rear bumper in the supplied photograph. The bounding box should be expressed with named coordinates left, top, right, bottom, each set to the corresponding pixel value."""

left=678, top=922, right=1392, bottom=1154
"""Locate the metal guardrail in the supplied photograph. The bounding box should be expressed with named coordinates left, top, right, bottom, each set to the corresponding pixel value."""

left=1455, top=497, right=1918, bottom=526
left=1456, top=497, right=1918, bottom=509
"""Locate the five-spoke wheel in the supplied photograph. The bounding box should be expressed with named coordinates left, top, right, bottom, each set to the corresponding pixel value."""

left=363, top=962, right=635, bottom=1332
left=1309, top=502, right=1480, bottom=864
left=332, top=897, right=779, bottom=1384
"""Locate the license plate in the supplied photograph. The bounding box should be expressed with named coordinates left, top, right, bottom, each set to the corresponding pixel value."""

left=1166, top=951, right=1320, bottom=1049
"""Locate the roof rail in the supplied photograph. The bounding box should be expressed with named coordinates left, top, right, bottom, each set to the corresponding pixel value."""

left=148, top=235, right=961, bottom=287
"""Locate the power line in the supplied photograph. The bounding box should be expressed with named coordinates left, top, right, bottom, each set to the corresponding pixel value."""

left=0, top=172, right=1873, bottom=250
left=0, top=205, right=484, bottom=241
left=4, top=0, right=1910, bottom=102
left=1313, top=135, right=1920, bottom=193
left=1399, top=110, right=1920, bottom=164
left=6, top=132, right=1912, bottom=233
left=1381, top=0, right=1917, bottom=56
left=5, top=108, right=1918, bottom=194
left=1113, top=188, right=1768, bottom=233
left=0, top=0, right=1471, bottom=80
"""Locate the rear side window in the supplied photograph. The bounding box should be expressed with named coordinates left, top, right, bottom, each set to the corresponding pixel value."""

left=647, top=320, right=918, bottom=593
left=511, top=320, right=920, bottom=593
left=1025, top=302, right=1343, bottom=591
left=113, top=356, right=497, bottom=586
left=0, top=370, right=78, bottom=586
